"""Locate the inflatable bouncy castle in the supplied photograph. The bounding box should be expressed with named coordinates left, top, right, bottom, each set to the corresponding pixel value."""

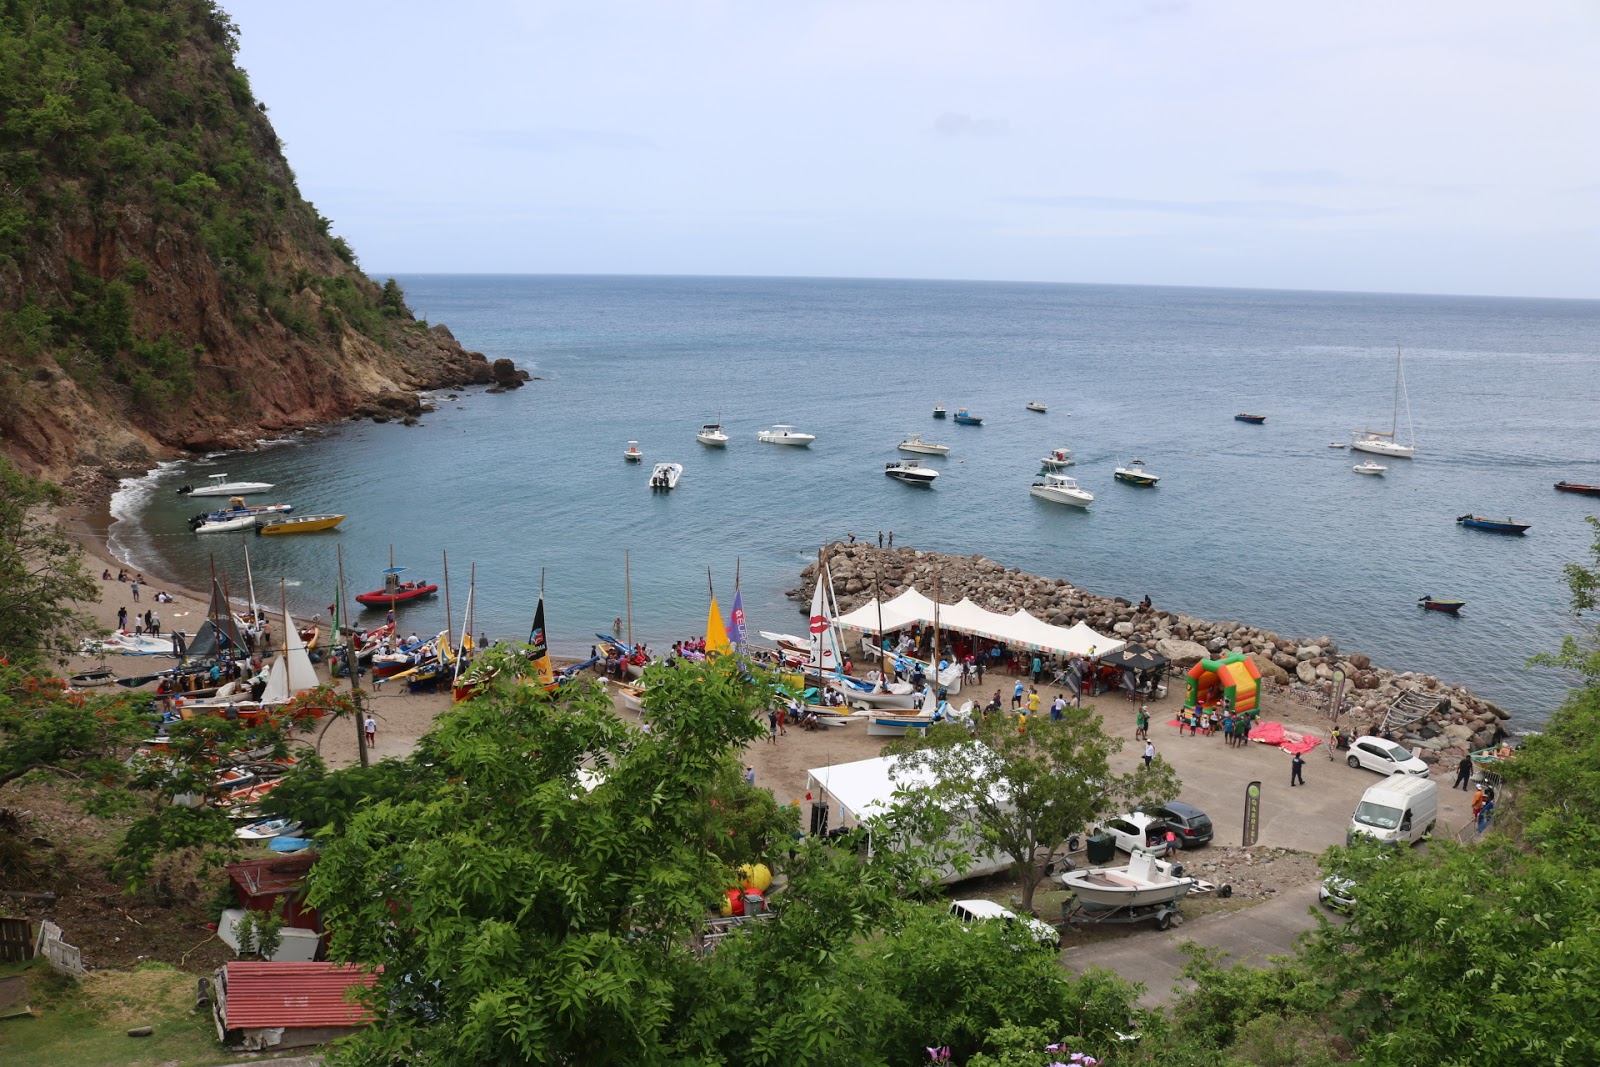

left=1185, top=652, right=1262, bottom=714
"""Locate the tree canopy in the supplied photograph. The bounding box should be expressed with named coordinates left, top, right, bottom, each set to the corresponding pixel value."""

left=0, top=454, right=97, bottom=666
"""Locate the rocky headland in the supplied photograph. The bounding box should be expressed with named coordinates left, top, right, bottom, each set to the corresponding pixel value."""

left=794, top=542, right=1511, bottom=763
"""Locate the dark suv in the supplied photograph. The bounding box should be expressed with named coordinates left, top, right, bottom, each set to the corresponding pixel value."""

left=1155, top=801, right=1214, bottom=848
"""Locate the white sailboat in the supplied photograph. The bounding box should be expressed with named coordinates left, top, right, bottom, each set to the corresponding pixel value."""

left=805, top=555, right=848, bottom=674
left=1351, top=347, right=1417, bottom=458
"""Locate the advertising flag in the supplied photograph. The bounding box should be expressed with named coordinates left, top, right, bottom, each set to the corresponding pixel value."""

left=528, top=597, right=554, bottom=686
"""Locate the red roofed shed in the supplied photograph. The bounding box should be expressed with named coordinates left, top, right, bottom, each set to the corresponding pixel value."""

left=212, top=960, right=377, bottom=1051
left=225, top=853, right=320, bottom=930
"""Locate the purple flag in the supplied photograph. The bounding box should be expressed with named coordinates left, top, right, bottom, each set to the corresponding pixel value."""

left=728, top=589, right=747, bottom=647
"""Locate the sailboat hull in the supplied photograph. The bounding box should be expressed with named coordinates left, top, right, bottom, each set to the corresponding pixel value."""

left=1351, top=437, right=1415, bottom=458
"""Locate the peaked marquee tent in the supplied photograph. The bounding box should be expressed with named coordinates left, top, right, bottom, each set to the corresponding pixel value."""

left=834, top=588, right=1125, bottom=660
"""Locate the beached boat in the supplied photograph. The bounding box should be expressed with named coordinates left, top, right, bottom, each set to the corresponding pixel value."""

left=695, top=422, right=730, bottom=447
left=866, top=708, right=938, bottom=736
left=952, top=408, right=983, bottom=425
left=1351, top=346, right=1418, bottom=458
left=258, top=514, right=345, bottom=535
left=757, top=425, right=815, bottom=446
left=623, top=441, right=643, bottom=462
left=1353, top=461, right=1387, bottom=475
left=932, top=403, right=947, bottom=418
left=1457, top=514, right=1531, bottom=535
left=235, top=817, right=302, bottom=841
left=177, top=473, right=276, bottom=496
left=1040, top=447, right=1074, bottom=469
left=1555, top=481, right=1600, bottom=496
left=836, top=677, right=918, bottom=710
left=1026, top=401, right=1048, bottom=413
left=884, top=460, right=938, bottom=486
left=354, top=566, right=440, bottom=608
left=68, top=667, right=119, bottom=688
left=898, top=433, right=950, bottom=456
left=1418, top=596, right=1465, bottom=614
left=194, top=514, right=259, bottom=534
left=1030, top=472, right=1093, bottom=507
left=1056, top=851, right=1196, bottom=910
left=649, top=462, right=683, bottom=490
left=1114, top=459, right=1160, bottom=487
left=1234, top=414, right=1266, bottom=424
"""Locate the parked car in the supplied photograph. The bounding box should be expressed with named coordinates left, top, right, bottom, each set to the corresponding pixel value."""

left=1317, top=874, right=1357, bottom=911
left=1346, top=735, right=1429, bottom=777
left=948, top=899, right=1061, bottom=950
left=1152, top=801, right=1214, bottom=849
left=1101, top=812, right=1173, bottom=855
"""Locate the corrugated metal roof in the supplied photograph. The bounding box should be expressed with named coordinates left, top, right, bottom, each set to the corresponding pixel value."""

left=223, top=961, right=377, bottom=1029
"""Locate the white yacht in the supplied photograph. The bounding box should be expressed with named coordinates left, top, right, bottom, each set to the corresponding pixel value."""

left=898, top=433, right=950, bottom=456
left=1351, top=346, right=1417, bottom=458
left=648, top=463, right=682, bottom=490
left=1353, top=460, right=1387, bottom=475
left=884, top=460, right=939, bottom=486
left=1026, top=401, right=1048, bottom=413
left=757, top=424, right=815, bottom=446
left=1040, top=447, right=1074, bottom=469
left=1030, top=472, right=1094, bottom=507
left=177, top=473, right=276, bottom=497
left=695, top=422, right=729, bottom=447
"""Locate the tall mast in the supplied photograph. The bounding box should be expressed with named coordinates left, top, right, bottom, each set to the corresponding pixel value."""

left=388, top=543, right=397, bottom=619
left=339, top=544, right=368, bottom=768
left=625, top=550, right=633, bottom=649
left=1391, top=344, right=1402, bottom=438
left=241, top=534, right=258, bottom=616
left=875, top=552, right=886, bottom=673
left=932, top=567, right=941, bottom=704
left=441, top=548, right=453, bottom=651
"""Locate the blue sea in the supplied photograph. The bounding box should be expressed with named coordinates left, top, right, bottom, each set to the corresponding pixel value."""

left=110, top=276, right=1600, bottom=728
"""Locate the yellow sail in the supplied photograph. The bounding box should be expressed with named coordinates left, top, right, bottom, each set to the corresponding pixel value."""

left=705, top=595, right=731, bottom=657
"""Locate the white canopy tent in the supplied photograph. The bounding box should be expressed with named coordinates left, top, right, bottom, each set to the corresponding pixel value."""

left=834, top=587, right=1125, bottom=660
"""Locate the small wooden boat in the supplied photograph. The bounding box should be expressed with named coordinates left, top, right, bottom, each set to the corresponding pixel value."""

left=1457, top=514, right=1532, bottom=535
left=932, top=403, right=947, bottom=418
left=1418, top=596, right=1465, bottom=614
left=1234, top=414, right=1267, bottom=424
left=952, top=408, right=983, bottom=425
left=1114, top=459, right=1160, bottom=487
left=1026, top=401, right=1048, bottom=413
left=258, top=514, right=345, bottom=535
left=355, top=566, right=440, bottom=608
left=623, top=441, right=643, bottom=462
left=1555, top=481, right=1600, bottom=496
left=69, top=667, right=118, bottom=688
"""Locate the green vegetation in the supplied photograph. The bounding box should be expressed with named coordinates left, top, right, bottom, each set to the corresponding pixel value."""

left=0, top=456, right=97, bottom=667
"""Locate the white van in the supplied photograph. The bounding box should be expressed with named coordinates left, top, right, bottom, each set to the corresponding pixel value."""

left=1348, top=775, right=1438, bottom=846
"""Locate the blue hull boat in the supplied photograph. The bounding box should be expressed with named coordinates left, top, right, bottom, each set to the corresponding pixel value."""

left=1234, top=413, right=1267, bottom=424
left=952, top=408, right=983, bottom=425
left=1457, top=514, right=1531, bottom=535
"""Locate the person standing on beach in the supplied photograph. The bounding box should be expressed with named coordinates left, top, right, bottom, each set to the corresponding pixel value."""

left=878, top=531, right=884, bottom=547
left=1454, top=755, right=1474, bottom=790
left=130, top=580, right=140, bottom=603
left=1290, top=751, right=1306, bottom=787
left=887, top=531, right=894, bottom=548
left=1027, top=688, right=1040, bottom=717
left=364, top=716, right=377, bottom=748
left=149, top=612, right=160, bottom=637
left=1143, top=740, right=1155, bottom=769
left=117, top=606, right=127, bottom=631
left=1012, top=680, right=1024, bottom=710
left=745, top=765, right=756, bottom=786
left=1135, top=706, right=1149, bottom=740
left=1031, top=654, right=1042, bottom=684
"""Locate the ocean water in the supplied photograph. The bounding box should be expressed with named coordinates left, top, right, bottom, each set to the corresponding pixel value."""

left=109, top=276, right=1600, bottom=727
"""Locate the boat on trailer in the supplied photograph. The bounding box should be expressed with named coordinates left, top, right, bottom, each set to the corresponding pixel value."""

left=1056, top=851, right=1196, bottom=930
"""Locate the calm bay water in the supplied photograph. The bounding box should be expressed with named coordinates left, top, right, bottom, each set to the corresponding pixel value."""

left=111, top=276, right=1600, bottom=727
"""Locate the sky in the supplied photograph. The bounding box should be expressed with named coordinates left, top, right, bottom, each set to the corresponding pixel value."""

left=224, top=0, right=1600, bottom=298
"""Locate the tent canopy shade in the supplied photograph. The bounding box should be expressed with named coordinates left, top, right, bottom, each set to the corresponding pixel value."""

left=832, top=587, right=1125, bottom=660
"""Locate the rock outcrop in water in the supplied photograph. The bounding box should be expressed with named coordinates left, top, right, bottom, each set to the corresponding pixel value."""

left=793, top=542, right=1511, bottom=762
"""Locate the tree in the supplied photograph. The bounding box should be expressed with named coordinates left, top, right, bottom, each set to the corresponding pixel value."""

left=0, top=454, right=98, bottom=667
left=0, top=660, right=148, bottom=792
left=887, top=705, right=1181, bottom=911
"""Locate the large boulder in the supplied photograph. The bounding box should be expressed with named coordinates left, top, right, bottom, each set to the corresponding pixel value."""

left=1295, top=660, right=1318, bottom=684
left=1295, top=645, right=1321, bottom=662
left=1249, top=653, right=1290, bottom=685
left=1156, top=639, right=1209, bottom=666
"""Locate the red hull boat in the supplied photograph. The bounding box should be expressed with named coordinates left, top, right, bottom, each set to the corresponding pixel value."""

left=1555, top=481, right=1600, bottom=496
left=355, top=566, right=439, bottom=608
left=1418, top=596, right=1465, bottom=614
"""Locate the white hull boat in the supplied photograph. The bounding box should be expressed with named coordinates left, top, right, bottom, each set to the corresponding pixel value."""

left=1026, top=401, right=1048, bottom=413
left=624, top=441, right=643, bottom=462
left=649, top=463, right=683, bottom=490
left=1113, top=459, right=1160, bottom=486
left=1353, top=461, right=1387, bottom=475
left=836, top=678, right=918, bottom=710
left=179, top=474, right=276, bottom=496
left=1056, top=851, right=1196, bottom=909
left=867, top=710, right=938, bottom=736
left=1030, top=473, right=1094, bottom=507
left=695, top=423, right=730, bottom=447
left=1328, top=442, right=1348, bottom=449
left=1040, top=448, right=1074, bottom=469
left=1351, top=435, right=1416, bottom=458
left=235, top=817, right=302, bottom=841
left=757, top=424, right=815, bottom=446
left=885, top=460, right=938, bottom=485
left=898, top=433, right=950, bottom=456
left=86, top=632, right=180, bottom=657
left=195, top=514, right=259, bottom=534
left=1351, top=346, right=1417, bottom=458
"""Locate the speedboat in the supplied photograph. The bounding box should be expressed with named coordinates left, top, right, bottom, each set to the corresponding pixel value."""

left=1555, top=481, right=1600, bottom=496
left=1114, top=459, right=1159, bottom=487
left=696, top=422, right=729, bottom=447
left=898, top=433, right=950, bottom=456
left=177, top=473, right=276, bottom=496
left=1056, top=851, right=1196, bottom=909
left=623, top=441, right=643, bottom=462
left=757, top=425, right=815, bottom=446
left=1026, top=401, right=1048, bottom=413
left=1030, top=473, right=1093, bottom=507
left=952, top=408, right=983, bottom=425
left=354, top=566, right=440, bottom=607
left=257, top=514, right=345, bottom=535
left=932, top=403, right=947, bottom=418
left=649, top=462, right=683, bottom=490
left=1353, top=461, right=1387, bottom=475
left=189, top=498, right=292, bottom=528
left=1418, top=596, right=1465, bottom=614
left=194, top=514, right=259, bottom=534
left=1234, top=414, right=1267, bottom=424
left=1039, top=448, right=1074, bottom=469
left=884, top=460, right=938, bottom=486
left=1457, top=514, right=1531, bottom=535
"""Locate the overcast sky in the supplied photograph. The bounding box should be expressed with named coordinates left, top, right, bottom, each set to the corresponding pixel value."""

left=224, top=1, right=1599, bottom=298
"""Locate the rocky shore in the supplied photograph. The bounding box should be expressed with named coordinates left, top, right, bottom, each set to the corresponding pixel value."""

left=793, top=542, right=1511, bottom=763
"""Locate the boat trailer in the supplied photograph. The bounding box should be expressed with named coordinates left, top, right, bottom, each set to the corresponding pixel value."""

left=1061, top=895, right=1184, bottom=930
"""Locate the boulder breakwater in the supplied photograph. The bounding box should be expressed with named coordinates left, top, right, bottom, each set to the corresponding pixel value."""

left=793, top=543, right=1512, bottom=761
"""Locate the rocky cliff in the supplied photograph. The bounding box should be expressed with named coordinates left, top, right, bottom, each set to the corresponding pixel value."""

left=0, top=0, right=522, bottom=481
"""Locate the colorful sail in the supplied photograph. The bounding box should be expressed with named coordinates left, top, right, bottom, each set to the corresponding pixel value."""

left=808, top=563, right=842, bottom=671
left=706, top=594, right=732, bottom=657
left=528, top=597, right=554, bottom=686
left=727, top=588, right=747, bottom=648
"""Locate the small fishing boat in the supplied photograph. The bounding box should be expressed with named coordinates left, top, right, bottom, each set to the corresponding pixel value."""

left=68, top=667, right=119, bottom=688
left=354, top=566, right=440, bottom=608
left=194, top=514, right=259, bottom=534
left=898, top=433, right=950, bottom=456
left=866, top=709, right=938, bottom=737
left=1030, top=473, right=1094, bottom=507
left=1026, top=401, right=1048, bottom=413
left=952, top=408, right=983, bottom=425
left=1056, top=851, right=1196, bottom=914
left=884, top=460, right=939, bottom=486
left=757, top=425, right=815, bottom=446
left=695, top=422, right=730, bottom=447
left=1457, top=514, right=1532, bottom=535
left=177, top=473, right=276, bottom=496
left=1328, top=442, right=1348, bottom=449
left=1555, top=481, right=1600, bottom=496
left=1418, top=596, right=1465, bottom=614
left=623, top=441, right=643, bottom=462
left=649, top=462, right=683, bottom=490
left=1353, top=461, right=1387, bottom=475
left=1234, top=414, right=1267, bottom=424
left=258, top=514, right=345, bottom=535
left=1040, top=447, right=1074, bottom=470
left=932, top=403, right=947, bottom=418
left=1114, top=459, right=1160, bottom=487
left=235, top=817, right=302, bottom=841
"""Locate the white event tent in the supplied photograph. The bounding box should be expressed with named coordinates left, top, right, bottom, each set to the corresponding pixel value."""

left=835, top=588, right=1125, bottom=660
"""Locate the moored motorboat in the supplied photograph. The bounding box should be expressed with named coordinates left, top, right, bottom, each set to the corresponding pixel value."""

left=177, top=473, right=276, bottom=496
left=623, top=441, right=643, bottom=462
left=1353, top=461, right=1387, bottom=475
left=952, top=408, right=983, bottom=425
left=1328, top=442, right=1348, bottom=448
left=1030, top=472, right=1093, bottom=507
left=194, top=514, right=259, bottom=534
left=189, top=498, right=293, bottom=529
left=1457, top=514, right=1531, bottom=535
left=649, top=462, right=683, bottom=490
left=898, top=433, right=950, bottom=456
left=1418, top=596, right=1465, bottom=614
left=932, top=403, right=947, bottom=418
left=1234, top=414, right=1266, bottom=424
left=884, top=460, right=939, bottom=485
left=696, top=422, right=730, bottom=447
left=354, top=566, right=440, bottom=608
left=1026, top=401, right=1048, bottom=413
left=1056, top=851, right=1196, bottom=910
left=258, top=514, right=345, bottom=535
left=1114, top=459, right=1160, bottom=486
left=1555, top=481, right=1600, bottom=496
left=1039, top=447, right=1074, bottom=469
left=757, top=425, right=815, bottom=446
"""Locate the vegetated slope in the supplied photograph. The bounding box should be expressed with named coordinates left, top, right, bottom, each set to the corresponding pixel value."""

left=0, top=0, right=511, bottom=479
